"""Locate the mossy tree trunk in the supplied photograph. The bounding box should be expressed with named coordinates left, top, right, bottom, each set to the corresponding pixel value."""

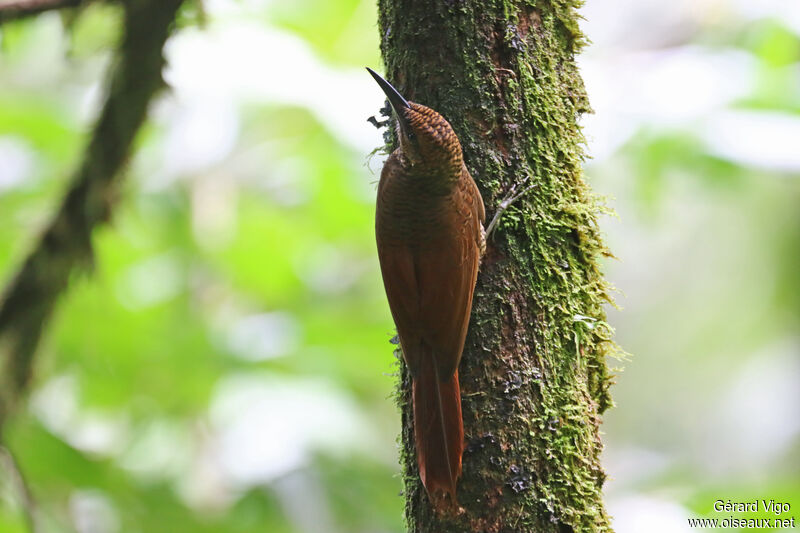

left=377, top=1, right=617, bottom=531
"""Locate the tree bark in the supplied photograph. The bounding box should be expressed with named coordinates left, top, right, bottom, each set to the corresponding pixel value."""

left=377, top=1, right=617, bottom=531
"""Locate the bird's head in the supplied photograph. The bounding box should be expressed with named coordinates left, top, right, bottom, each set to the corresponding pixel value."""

left=367, top=68, right=463, bottom=172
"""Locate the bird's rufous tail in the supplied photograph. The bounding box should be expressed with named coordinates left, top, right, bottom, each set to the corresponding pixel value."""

left=412, top=352, right=463, bottom=507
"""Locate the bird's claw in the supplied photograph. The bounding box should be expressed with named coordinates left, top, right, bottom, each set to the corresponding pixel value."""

left=485, top=176, right=535, bottom=239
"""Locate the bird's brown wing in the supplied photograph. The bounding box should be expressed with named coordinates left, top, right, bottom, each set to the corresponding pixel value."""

left=376, top=241, right=421, bottom=354
left=416, top=170, right=483, bottom=378
left=413, top=233, right=480, bottom=379
left=377, top=236, right=479, bottom=380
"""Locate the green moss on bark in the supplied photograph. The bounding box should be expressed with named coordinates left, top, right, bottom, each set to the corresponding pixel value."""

left=377, top=0, right=618, bottom=531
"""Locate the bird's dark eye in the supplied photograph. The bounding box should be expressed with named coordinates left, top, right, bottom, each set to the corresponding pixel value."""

left=406, top=130, right=416, bottom=141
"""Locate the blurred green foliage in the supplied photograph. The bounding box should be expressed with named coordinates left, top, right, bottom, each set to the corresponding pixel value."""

left=0, top=1, right=798, bottom=532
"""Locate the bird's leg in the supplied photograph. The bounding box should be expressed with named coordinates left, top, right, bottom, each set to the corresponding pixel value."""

left=484, top=176, right=535, bottom=240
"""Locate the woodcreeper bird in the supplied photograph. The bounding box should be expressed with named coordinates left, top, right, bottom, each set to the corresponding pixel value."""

left=368, top=68, right=485, bottom=508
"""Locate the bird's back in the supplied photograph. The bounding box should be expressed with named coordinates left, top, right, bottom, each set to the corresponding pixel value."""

left=375, top=151, right=484, bottom=380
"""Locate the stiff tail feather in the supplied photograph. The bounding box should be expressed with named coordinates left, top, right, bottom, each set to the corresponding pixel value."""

left=412, top=350, right=464, bottom=506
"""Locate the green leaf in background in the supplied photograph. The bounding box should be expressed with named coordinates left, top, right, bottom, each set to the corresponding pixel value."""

left=266, top=0, right=381, bottom=67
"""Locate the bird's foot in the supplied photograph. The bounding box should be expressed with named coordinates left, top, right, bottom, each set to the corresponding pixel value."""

left=484, top=176, right=536, bottom=239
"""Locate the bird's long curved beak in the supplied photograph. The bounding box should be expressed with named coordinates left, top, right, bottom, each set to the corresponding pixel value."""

left=366, top=67, right=412, bottom=136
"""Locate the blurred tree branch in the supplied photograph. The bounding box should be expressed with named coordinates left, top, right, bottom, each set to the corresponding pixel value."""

left=0, top=0, right=87, bottom=23
left=0, top=446, right=40, bottom=533
left=0, top=0, right=184, bottom=434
